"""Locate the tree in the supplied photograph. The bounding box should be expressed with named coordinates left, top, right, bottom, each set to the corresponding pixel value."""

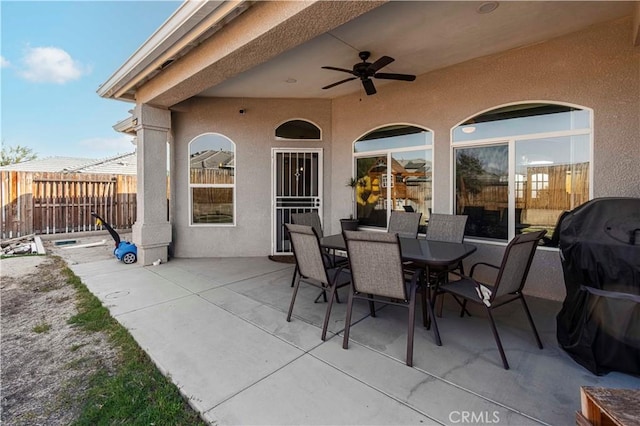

left=455, top=152, right=485, bottom=210
left=0, top=143, right=38, bottom=166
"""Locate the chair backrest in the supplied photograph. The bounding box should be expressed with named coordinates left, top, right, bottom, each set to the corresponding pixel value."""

left=286, top=223, right=327, bottom=284
left=343, top=230, right=408, bottom=300
left=387, top=211, right=422, bottom=238
left=291, top=212, right=323, bottom=237
left=492, top=230, right=547, bottom=299
left=426, top=214, right=468, bottom=243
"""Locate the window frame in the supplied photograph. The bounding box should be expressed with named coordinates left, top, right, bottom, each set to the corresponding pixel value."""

left=352, top=123, right=434, bottom=230
left=274, top=118, right=322, bottom=141
left=450, top=101, right=594, bottom=244
left=188, top=132, right=237, bottom=227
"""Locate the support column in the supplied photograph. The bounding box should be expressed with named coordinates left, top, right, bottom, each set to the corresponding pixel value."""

left=132, top=104, right=172, bottom=265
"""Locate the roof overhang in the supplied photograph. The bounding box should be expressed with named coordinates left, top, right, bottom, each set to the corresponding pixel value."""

left=112, top=114, right=137, bottom=135
left=97, top=0, right=250, bottom=102
left=100, top=1, right=640, bottom=107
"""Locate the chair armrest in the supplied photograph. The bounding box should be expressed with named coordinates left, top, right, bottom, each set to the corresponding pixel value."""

left=447, top=270, right=477, bottom=283
left=469, top=262, right=499, bottom=277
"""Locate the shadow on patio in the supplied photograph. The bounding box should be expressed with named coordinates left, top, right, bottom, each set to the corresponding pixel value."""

left=68, top=256, right=639, bottom=425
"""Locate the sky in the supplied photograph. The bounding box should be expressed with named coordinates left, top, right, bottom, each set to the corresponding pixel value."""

left=1, top=0, right=181, bottom=160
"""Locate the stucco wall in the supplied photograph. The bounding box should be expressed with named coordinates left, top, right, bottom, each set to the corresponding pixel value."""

left=329, top=17, right=639, bottom=300
left=167, top=17, right=638, bottom=301
left=170, top=97, right=332, bottom=257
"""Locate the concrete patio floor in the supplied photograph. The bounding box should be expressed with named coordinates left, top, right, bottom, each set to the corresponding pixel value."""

left=66, top=253, right=639, bottom=425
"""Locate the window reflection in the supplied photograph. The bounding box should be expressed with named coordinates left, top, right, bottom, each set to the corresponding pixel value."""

left=355, top=157, right=386, bottom=227
left=189, top=133, right=235, bottom=225
left=191, top=187, right=234, bottom=224
left=453, top=104, right=592, bottom=242
left=455, top=145, right=508, bottom=239
left=353, top=125, right=432, bottom=231
left=453, top=105, right=589, bottom=142
left=515, top=135, right=590, bottom=238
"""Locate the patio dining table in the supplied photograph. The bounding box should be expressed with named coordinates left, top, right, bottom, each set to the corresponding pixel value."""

left=321, top=233, right=477, bottom=338
left=321, top=234, right=477, bottom=270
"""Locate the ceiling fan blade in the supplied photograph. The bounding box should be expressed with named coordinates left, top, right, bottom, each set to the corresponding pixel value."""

left=362, top=78, right=377, bottom=95
left=368, top=56, right=394, bottom=73
left=321, top=66, right=355, bottom=75
left=374, top=72, right=416, bottom=81
left=322, top=77, right=357, bottom=90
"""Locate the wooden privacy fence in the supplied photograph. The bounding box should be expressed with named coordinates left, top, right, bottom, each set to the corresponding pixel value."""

left=1, top=171, right=137, bottom=239
left=459, top=163, right=590, bottom=212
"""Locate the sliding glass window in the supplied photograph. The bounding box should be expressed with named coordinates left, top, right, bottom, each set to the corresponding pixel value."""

left=353, top=125, right=432, bottom=232
left=452, top=103, right=591, bottom=243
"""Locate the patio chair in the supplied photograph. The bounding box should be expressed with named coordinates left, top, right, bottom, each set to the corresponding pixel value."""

left=425, top=214, right=469, bottom=315
left=291, top=212, right=323, bottom=235
left=435, top=230, right=546, bottom=369
left=426, top=214, right=468, bottom=243
left=290, top=212, right=348, bottom=289
left=342, top=230, right=441, bottom=367
left=285, top=224, right=352, bottom=340
left=387, top=211, right=422, bottom=238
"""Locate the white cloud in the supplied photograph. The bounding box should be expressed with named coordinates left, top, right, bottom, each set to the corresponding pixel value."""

left=78, top=135, right=136, bottom=157
left=0, top=56, right=10, bottom=68
left=19, top=46, right=88, bottom=84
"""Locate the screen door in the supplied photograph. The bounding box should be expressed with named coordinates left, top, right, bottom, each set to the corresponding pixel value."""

left=272, top=148, right=323, bottom=254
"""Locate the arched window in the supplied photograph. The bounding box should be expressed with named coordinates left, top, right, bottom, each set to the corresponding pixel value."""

left=275, top=119, right=321, bottom=140
left=352, top=124, right=433, bottom=232
left=189, top=133, right=235, bottom=225
left=452, top=102, right=592, bottom=243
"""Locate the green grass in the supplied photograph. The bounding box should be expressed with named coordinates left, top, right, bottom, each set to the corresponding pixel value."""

left=58, top=259, right=206, bottom=425
left=33, top=321, right=51, bottom=333
left=70, top=343, right=87, bottom=352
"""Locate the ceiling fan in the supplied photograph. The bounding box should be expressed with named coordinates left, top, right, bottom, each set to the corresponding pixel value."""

left=321, top=51, right=416, bottom=96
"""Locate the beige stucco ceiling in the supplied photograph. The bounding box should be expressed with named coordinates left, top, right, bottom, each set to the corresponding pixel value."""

left=196, top=1, right=637, bottom=100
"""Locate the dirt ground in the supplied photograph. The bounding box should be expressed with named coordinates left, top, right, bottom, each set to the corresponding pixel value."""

left=1, top=233, right=121, bottom=425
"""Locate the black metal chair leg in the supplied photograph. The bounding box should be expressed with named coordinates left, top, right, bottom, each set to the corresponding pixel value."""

left=406, top=284, right=417, bottom=367
left=321, top=285, right=337, bottom=341
left=313, top=287, right=329, bottom=303
left=287, top=275, right=301, bottom=322
left=342, top=288, right=355, bottom=349
left=421, top=286, right=429, bottom=328
left=434, top=270, right=447, bottom=318
left=520, top=296, right=543, bottom=349
left=459, top=299, right=468, bottom=317
left=367, top=294, right=376, bottom=317
left=436, top=292, right=445, bottom=318
left=424, top=287, right=441, bottom=346
left=290, top=264, right=298, bottom=287
left=487, top=308, right=509, bottom=370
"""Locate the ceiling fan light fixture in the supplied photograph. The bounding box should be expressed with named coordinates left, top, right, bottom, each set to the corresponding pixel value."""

left=477, top=1, right=499, bottom=14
